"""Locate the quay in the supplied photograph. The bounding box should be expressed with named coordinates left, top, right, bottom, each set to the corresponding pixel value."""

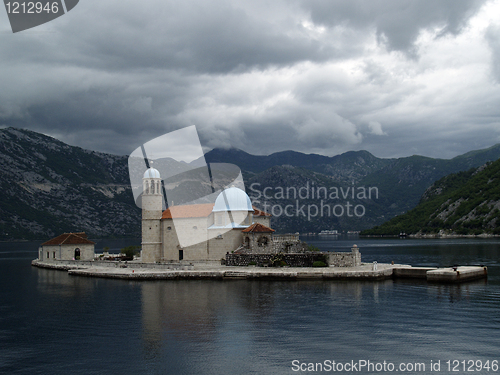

left=31, top=260, right=487, bottom=283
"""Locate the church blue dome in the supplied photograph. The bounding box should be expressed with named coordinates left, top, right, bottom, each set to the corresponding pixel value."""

left=143, top=168, right=161, bottom=179
left=213, top=187, right=253, bottom=212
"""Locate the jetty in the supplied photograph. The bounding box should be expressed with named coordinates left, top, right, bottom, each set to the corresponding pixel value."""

left=31, top=260, right=487, bottom=283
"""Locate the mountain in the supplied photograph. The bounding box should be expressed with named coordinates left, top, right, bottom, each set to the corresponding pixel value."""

left=244, top=165, right=383, bottom=233
left=2, top=126, right=500, bottom=240
left=361, top=159, right=500, bottom=236
left=204, top=147, right=392, bottom=182
left=0, top=127, right=140, bottom=240
left=206, top=145, right=500, bottom=232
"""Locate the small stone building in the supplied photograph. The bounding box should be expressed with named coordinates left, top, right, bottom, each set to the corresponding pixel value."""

left=241, top=223, right=275, bottom=253
left=38, top=232, right=95, bottom=261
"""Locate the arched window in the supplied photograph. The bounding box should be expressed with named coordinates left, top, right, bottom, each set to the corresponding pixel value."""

left=74, top=248, right=81, bottom=260
left=258, top=236, right=269, bottom=247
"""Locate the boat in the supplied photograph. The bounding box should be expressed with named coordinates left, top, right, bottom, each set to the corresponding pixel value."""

left=318, top=230, right=339, bottom=235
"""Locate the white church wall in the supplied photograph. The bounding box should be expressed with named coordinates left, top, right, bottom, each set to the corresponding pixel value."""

left=207, top=229, right=244, bottom=261
left=162, top=217, right=209, bottom=261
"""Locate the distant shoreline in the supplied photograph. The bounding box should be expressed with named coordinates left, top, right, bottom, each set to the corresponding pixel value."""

left=361, top=233, right=500, bottom=238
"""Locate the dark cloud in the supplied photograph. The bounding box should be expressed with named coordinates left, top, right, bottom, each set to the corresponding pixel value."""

left=0, top=0, right=499, bottom=159
left=486, top=24, right=500, bottom=83
left=14, top=0, right=343, bottom=74
left=302, top=0, right=486, bottom=54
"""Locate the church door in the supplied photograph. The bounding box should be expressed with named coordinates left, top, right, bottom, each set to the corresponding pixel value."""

left=74, top=248, right=81, bottom=260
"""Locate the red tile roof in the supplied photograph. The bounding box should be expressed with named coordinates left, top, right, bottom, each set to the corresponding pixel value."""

left=162, top=204, right=271, bottom=219
left=162, top=203, right=215, bottom=219
left=41, top=232, right=95, bottom=246
left=73, top=232, right=88, bottom=239
left=253, top=207, right=272, bottom=217
left=242, top=223, right=275, bottom=233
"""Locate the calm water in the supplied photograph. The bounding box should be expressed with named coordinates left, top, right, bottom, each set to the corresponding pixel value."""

left=1, top=237, right=500, bottom=375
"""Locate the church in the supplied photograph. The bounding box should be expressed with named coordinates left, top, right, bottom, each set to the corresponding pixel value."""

left=141, top=166, right=298, bottom=263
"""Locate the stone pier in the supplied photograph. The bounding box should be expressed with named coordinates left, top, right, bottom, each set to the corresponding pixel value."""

left=31, top=260, right=488, bottom=283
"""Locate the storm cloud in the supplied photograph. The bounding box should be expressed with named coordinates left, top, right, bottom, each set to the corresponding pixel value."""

left=0, top=0, right=499, bottom=159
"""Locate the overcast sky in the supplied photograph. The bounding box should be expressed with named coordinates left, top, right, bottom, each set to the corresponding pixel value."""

left=1, top=0, right=500, bottom=159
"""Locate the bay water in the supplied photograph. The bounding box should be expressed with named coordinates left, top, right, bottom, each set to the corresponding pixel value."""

left=1, top=237, right=499, bottom=374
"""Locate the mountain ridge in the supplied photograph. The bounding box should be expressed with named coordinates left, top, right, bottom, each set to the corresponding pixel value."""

left=360, top=158, right=500, bottom=236
left=2, top=126, right=500, bottom=239
left=0, top=127, right=139, bottom=240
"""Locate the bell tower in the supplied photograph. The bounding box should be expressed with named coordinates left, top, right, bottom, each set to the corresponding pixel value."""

left=141, top=166, right=163, bottom=263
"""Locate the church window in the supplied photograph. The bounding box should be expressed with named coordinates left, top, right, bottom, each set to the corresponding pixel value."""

left=151, top=181, right=155, bottom=194
left=258, top=236, right=269, bottom=247
left=145, top=183, right=149, bottom=195
left=53, top=251, right=56, bottom=258
left=179, top=250, right=184, bottom=260
left=47, top=251, right=49, bottom=259
left=167, top=226, right=172, bottom=230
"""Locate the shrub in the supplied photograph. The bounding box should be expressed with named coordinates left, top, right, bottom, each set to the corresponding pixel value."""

left=308, top=245, right=321, bottom=252
left=270, top=252, right=285, bottom=267
left=121, top=245, right=140, bottom=258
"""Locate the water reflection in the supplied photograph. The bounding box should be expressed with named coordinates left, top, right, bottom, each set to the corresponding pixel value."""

left=3, top=238, right=500, bottom=375
left=136, top=276, right=499, bottom=373
left=141, top=281, right=219, bottom=358
left=12, top=260, right=500, bottom=375
left=139, top=278, right=401, bottom=363
left=428, top=279, right=489, bottom=303
left=36, top=267, right=97, bottom=297
left=140, top=281, right=278, bottom=348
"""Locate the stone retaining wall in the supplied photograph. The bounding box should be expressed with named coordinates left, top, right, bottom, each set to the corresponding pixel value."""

left=226, top=246, right=361, bottom=267
left=327, top=249, right=361, bottom=267
left=32, top=259, right=187, bottom=270
left=225, top=253, right=328, bottom=267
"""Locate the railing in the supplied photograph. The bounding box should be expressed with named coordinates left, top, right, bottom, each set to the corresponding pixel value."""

left=273, top=234, right=300, bottom=242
